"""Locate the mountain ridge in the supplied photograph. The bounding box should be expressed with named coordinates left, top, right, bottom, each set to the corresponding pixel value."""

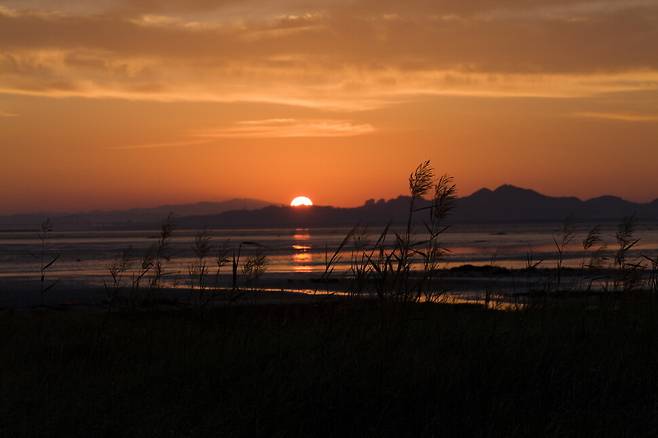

left=179, top=185, right=658, bottom=229
left=2, top=186, right=657, bottom=230
left=0, top=198, right=273, bottom=229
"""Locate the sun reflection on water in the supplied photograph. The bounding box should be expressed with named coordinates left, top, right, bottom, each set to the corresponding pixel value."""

left=292, top=228, right=313, bottom=273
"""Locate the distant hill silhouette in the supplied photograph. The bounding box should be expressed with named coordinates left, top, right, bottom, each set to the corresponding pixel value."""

left=178, top=185, right=658, bottom=229
left=0, top=199, right=273, bottom=230
left=454, top=185, right=640, bottom=222
left=2, top=187, right=657, bottom=230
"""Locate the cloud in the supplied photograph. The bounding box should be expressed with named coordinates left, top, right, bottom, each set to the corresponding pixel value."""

left=2, top=3, right=658, bottom=73
left=572, top=112, right=658, bottom=122
left=475, top=0, right=658, bottom=20
left=109, top=118, right=374, bottom=150
left=0, top=5, right=18, bottom=17
left=195, top=118, right=375, bottom=138
left=0, top=1, right=657, bottom=110
left=2, top=50, right=657, bottom=111
left=5, top=0, right=655, bottom=18
left=0, top=110, right=18, bottom=117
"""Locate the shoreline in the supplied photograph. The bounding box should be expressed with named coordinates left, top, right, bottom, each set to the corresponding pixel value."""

left=0, top=265, right=654, bottom=310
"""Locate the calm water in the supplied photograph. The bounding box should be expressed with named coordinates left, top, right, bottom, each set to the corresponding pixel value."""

left=2, top=222, right=658, bottom=284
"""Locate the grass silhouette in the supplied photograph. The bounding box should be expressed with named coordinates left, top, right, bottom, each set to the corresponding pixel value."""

left=4, top=161, right=658, bottom=437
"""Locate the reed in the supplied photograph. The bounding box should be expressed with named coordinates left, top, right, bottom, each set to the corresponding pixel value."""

left=188, top=229, right=212, bottom=291
left=524, top=247, right=543, bottom=271
left=230, top=241, right=268, bottom=295
left=104, top=247, right=131, bottom=312
left=36, top=218, right=60, bottom=306
left=148, top=213, right=175, bottom=292
left=215, top=240, right=231, bottom=287
left=416, top=173, right=457, bottom=302
left=95, top=163, right=658, bottom=309
left=614, top=214, right=643, bottom=291
left=320, top=226, right=355, bottom=283
left=320, top=161, right=457, bottom=303
left=125, top=214, right=175, bottom=307
left=580, top=224, right=606, bottom=291
left=643, top=255, right=658, bottom=293
left=553, top=215, right=576, bottom=292
left=349, top=225, right=371, bottom=296
left=241, top=249, right=268, bottom=290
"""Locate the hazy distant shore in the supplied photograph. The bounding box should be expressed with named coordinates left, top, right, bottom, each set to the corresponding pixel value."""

left=4, top=185, right=658, bottom=231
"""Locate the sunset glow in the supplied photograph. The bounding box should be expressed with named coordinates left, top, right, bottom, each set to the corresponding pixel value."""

left=1, top=1, right=658, bottom=214
left=3, top=3, right=658, bottom=432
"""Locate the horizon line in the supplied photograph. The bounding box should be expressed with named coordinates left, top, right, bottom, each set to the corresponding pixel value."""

left=2, top=184, right=656, bottom=217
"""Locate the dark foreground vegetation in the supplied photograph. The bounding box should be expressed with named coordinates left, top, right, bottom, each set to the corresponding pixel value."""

left=4, top=161, right=658, bottom=437
left=3, top=298, right=658, bottom=437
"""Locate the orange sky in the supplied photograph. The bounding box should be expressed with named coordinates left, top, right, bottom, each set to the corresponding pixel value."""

left=1, top=0, right=658, bottom=213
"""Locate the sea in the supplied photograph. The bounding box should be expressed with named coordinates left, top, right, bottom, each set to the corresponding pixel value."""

left=2, top=222, right=658, bottom=287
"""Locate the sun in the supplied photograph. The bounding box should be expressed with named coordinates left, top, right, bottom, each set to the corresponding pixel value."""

left=290, top=196, right=314, bottom=207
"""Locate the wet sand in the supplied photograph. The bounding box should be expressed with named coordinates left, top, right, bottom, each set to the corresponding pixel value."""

left=0, top=267, right=613, bottom=309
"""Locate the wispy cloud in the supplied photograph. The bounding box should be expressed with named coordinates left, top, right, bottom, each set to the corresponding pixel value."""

left=107, top=118, right=375, bottom=150
left=3, top=53, right=658, bottom=111
left=1, top=1, right=658, bottom=110
left=482, top=0, right=658, bottom=21
left=0, top=111, right=18, bottom=117
left=572, top=112, right=658, bottom=122
left=108, top=118, right=373, bottom=150
left=195, top=119, right=375, bottom=138
left=0, top=5, right=18, bottom=17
